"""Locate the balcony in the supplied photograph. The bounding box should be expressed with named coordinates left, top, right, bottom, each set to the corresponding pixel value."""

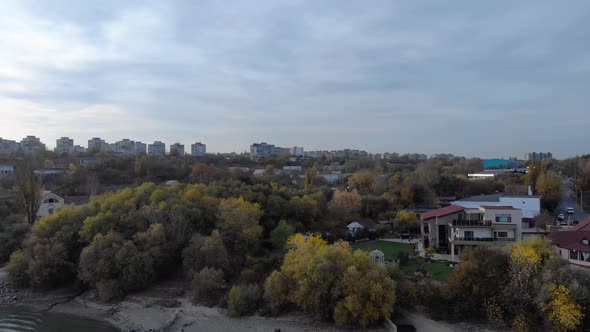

left=451, top=219, right=492, bottom=227
left=451, top=236, right=516, bottom=244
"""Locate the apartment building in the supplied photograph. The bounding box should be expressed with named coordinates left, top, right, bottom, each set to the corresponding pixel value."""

left=134, top=141, right=146, bottom=155
left=524, top=152, right=553, bottom=161
left=250, top=142, right=282, bottom=159
left=421, top=205, right=522, bottom=261
left=20, top=136, right=46, bottom=154
left=170, top=143, right=185, bottom=156
left=0, top=138, right=20, bottom=154
left=148, top=141, right=166, bottom=156
left=191, top=142, right=206, bottom=156
left=289, top=146, right=304, bottom=157
left=0, top=165, right=15, bottom=177
left=88, top=137, right=110, bottom=152
left=55, top=137, right=74, bottom=154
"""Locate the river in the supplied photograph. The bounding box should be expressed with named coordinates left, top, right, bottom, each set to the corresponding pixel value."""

left=0, top=306, right=117, bottom=332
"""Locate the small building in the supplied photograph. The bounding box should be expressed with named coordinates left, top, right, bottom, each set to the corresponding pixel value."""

left=347, top=219, right=377, bottom=234
left=547, top=231, right=590, bottom=268
left=453, top=194, right=541, bottom=219
left=37, top=191, right=65, bottom=220
left=483, top=159, right=519, bottom=169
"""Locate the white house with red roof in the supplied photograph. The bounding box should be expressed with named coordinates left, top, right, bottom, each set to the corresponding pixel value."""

left=421, top=205, right=522, bottom=261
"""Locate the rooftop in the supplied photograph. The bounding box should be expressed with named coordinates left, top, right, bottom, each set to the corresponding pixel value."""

left=547, top=231, right=590, bottom=252
left=421, top=205, right=464, bottom=221
left=573, top=217, right=590, bottom=231
left=480, top=205, right=518, bottom=210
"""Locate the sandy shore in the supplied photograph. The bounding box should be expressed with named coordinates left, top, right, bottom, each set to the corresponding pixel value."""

left=1, top=268, right=386, bottom=332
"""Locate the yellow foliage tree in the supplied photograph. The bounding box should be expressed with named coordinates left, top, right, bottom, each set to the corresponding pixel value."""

left=541, top=284, right=584, bottom=332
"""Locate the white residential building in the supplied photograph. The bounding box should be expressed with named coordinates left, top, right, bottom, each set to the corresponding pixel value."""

left=191, top=143, right=206, bottom=156
left=453, top=194, right=541, bottom=219
left=55, top=137, right=74, bottom=154
left=148, top=141, right=165, bottom=156
left=170, top=143, right=185, bottom=156
left=37, top=191, right=65, bottom=220
left=134, top=141, right=146, bottom=154
left=421, top=205, right=523, bottom=261
left=0, top=138, right=21, bottom=154
left=74, top=145, right=86, bottom=153
left=20, top=136, right=45, bottom=154
left=289, top=146, right=304, bottom=157
left=88, top=137, right=110, bottom=152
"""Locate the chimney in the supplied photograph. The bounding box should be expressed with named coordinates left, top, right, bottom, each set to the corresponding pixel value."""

left=528, top=185, right=533, bottom=196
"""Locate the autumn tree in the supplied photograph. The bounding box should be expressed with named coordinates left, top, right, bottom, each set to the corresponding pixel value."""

left=329, top=189, right=362, bottom=221
left=216, top=197, right=263, bottom=255
left=347, top=171, right=375, bottom=192
left=15, top=161, right=41, bottom=225
left=304, top=167, right=318, bottom=190
left=536, top=172, right=562, bottom=212
left=540, top=284, right=584, bottom=332
left=263, top=234, right=396, bottom=327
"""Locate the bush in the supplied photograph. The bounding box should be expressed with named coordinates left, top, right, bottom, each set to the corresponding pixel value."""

left=228, top=284, right=262, bottom=317
left=0, top=216, right=30, bottom=262
left=7, top=250, right=29, bottom=287
left=191, top=267, right=225, bottom=306
left=397, top=252, right=409, bottom=266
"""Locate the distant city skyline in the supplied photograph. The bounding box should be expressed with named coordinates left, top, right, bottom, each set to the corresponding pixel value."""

left=1, top=1, right=589, bottom=158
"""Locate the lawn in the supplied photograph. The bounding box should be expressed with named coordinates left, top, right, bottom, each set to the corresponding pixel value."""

left=353, top=240, right=453, bottom=281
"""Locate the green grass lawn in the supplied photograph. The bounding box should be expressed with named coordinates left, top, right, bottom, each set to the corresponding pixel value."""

left=353, top=240, right=453, bottom=281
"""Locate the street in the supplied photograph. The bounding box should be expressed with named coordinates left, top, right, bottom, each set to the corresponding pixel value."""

left=556, top=178, right=589, bottom=224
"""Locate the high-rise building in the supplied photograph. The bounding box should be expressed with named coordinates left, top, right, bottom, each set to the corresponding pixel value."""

left=73, top=145, right=86, bottom=153
left=113, top=139, right=136, bottom=155
left=524, top=152, right=553, bottom=162
left=289, top=146, right=304, bottom=157
left=148, top=141, right=165, bottom=156
left=250, top=142, right=282, bottom=160
left=20, top=136, right=46, bottom=154
left=55, top=137, right=74, bottom=154
left=191, top=142, right=206, bottom=156
left=170, top=143, right=185, bottom=156
left=134, top=141, right=146, bottom=155
left=88, top=137, right=110, bottom=152
left=0, top=138, right=21, bottom=154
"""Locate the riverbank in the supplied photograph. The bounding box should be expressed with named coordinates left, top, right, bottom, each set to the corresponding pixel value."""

left=1, top=267, right=387, bottom=331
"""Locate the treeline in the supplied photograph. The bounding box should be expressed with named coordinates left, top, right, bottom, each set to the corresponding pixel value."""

left=6, top=182, right=395, bottom=326
left=398, top=238, right=590, bottom=331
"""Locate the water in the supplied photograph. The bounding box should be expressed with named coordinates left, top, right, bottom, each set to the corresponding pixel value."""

left=0, top=306, right=117, bottom=332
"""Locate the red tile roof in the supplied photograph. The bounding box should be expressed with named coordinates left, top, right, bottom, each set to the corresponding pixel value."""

left=547, top=231, right=590, bottom=252
left=480, top=205, right=518, bottom=210
left=420, top=205, right=464, bottom=221
left=573, top=217, right=590, bottom=231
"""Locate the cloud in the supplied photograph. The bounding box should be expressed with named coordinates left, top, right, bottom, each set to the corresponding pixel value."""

left=0, top=0, right=589, bottom=157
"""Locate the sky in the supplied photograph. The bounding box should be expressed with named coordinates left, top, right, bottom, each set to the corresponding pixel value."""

left=0, top=1, right=589, bottom=158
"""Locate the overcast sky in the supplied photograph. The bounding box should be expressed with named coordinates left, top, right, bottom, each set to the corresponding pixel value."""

left=0, top=1, right=588, bottom=158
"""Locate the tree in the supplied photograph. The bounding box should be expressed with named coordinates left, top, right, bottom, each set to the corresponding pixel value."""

left=216, top=197, right=263, bottom=255
left=263, top=234, right=396, bottom=326
left=536, top=172, right=562, bottom=212
left=445, top=247, right=509, bottom=320
left=534, top=213, right=555, bottom=230
left=540, top=284, right=584, bottom=332
left=329, top=189, right=362, bottom=221
left=191, top=267, right=225, bottom=306
left=15, top=162, right=41, bottom=225
left=182, top=231, right=229, bottom=275
left=304, top=167, right=318, bottom=190
left=348, top=171, right=375, bottom=192
left=270, top=220, right=295, bottom=249
left=227, top=284, right=262, bottom=317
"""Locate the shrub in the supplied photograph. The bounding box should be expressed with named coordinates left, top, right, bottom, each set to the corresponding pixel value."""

left=7, top=250, right=29, bottom=287
left=191, top=267, right=225, bottom=306
left=397, top=252, right=409, bottom=266
left=228, top=284, right=262, bottom=317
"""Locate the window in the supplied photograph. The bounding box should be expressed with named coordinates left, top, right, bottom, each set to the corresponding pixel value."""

left=570, top=250, right=579, bottom=260
left=48, top=198, right=55, bottom=203
left=48, top=208, right=54, bottom=215
left=496, top=231, right=508, bottom=238
left=464, top=231, right=474, bottom=239
left=495, top=214, right=511, bottom=223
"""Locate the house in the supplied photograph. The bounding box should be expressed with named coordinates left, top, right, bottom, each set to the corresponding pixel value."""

left=453, top=194, right=540, bottom=219
left=421, top=205, right=522, bottom=261
left=347, top=218, right=377, bottom=234
left=547, top=231, right=590, bottom=268
left=37, top=191, right=65, bottom=220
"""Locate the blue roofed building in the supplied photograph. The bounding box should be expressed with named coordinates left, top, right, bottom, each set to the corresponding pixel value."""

left=483, top=159, right=519, bottom=169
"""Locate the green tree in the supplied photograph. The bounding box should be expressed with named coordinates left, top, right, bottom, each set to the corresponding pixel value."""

left=228, top=284, right=262, bottom=317
left=191, top=267, right=226, bottom=306
left=15, top=162, right=41, bottom=225
left=270, top=220, right=295, bottom=249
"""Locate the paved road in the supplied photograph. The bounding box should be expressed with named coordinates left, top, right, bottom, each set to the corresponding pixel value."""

left=556, top=179, right=589, bottom=225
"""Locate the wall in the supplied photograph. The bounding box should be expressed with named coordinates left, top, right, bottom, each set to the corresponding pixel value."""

left=499, top=197, right=540, bottom=219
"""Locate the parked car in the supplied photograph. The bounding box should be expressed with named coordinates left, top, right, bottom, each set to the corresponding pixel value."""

left=567, top=207, right=575, bottom=215
left=557, top=213, right=565, bottom=221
